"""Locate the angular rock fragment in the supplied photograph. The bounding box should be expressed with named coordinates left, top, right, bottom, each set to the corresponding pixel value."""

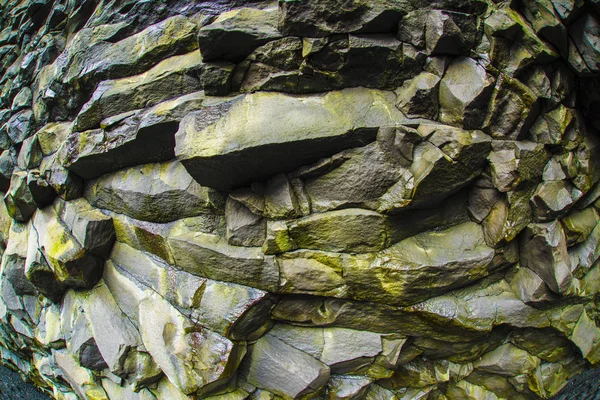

left=398, top=10, right=480, bottom=56
left=85, top=161, right=225, bottom=223
left=395, top=72, right=440, bottom=119
left=139, top=293, right=244, bottom=395
left=198, top=6, right=281, bottom=62
left=54, top=198, right=115, bottom=258
left=304, top=139, right=410, bottom=213
left=531, top=180, right=579, bottom=221
left=328, top=375, right=372, bottom=400
left=175, top=88, right=404, bottom=191
left=4, top=171, right=55, bottom=222
left=570, top=310, right=600, bottom=364
left=520, top=221, right=573, bottom=295
left=569, top=12, right=600, bottom=75
left=74, top=51, right=202, bottom=131
left=279, top=0, right=408, bottom=36
left=0, top=147, right=17, bottom=191
left=241, top=334, right=330, bottom=399
left=287, top=209, right=388, bottom=253
left=402, top=124, right=491, bottom=209
left=225, top=198, right=265, bottom=247
left=83, top=282, right=145, bottom=376
left=191, top=279, right=276, bottom=341
left=167, top=231, right=279, bottom=292
left=483, top=76, right=541, bottom=140
left=529, top=105, right=574, bottom=145
left=53, top=349, right=109, bottom=400
left=507, top=266, right=554, bottom=304
left=487, top=140, right=548, bottom=192
left=62, top=15, right=199, bottom=89
left=60, top=92, right=218, bottom=181
left=438, top=57, right=494, bottom=129
left=474, top=343, right=539, bottom=376
left=277, top=251, right=349, bottom=297
left=5, top=109, right=34, bottom=144
left=26, top=199, right=114, bottom=295
left=17, top=135, right=43, bottom=170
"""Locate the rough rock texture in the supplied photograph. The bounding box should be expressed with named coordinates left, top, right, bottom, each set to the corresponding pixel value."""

left=0, top=0, right=599, bottom=399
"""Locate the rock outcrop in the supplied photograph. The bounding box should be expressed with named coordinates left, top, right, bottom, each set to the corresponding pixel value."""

left=0, top=0, right=599, bottom=399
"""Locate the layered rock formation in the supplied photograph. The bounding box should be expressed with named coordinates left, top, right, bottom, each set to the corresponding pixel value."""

left=0, top=0, right=599, bottom=399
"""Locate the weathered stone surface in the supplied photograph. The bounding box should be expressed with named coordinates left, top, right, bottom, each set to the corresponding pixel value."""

left=0, top=1, right=598, bottom=398
left=438, top=57, right=494, bottom=129
left=507, top=266, right=554, bottom=304
left=395, top=72, right=440, bottom=119
left=28, top=201, right=111, bottom=292
left=483, top=77, right=541, bottom=140
left=176, top=88, right=405, bottom=191
left=198, top=6, right=281, bottom=63
left=569, top=12, right=600, bottom=75
left=520, top=221, right=573, bottom=295
left=287, top=209, right=388, bottom=253
left=167, top=230, right=279, bottom=292
left=474, top=343, right=539, bottom=376
left=278, top=0, right=407, bottom=37
left=487, top=140, right=549, bottom=192
left=83, top=282, right=144, bottom=376
left=60, top=92, right=216, bottom=180
left=85, top=161, right=225, bottom=223
left=138, top=293, right=244, bottom=394
left=54, top=198, right=115, bottom=258
left=4, top=171, right=38, bottom=221
left=74, top=51, right=202, bottom=131
left=347, top=222, right=495, bottom=305
left=5, top=109, right=34, bottom=144
left=401, top=124, right=491, bottom=209
left=303, top=138, right=410, bottom=213
left=109, top=241, right=274, bottom=340
left=225, top=198, right=265, bottom=247
left=0, top=147, right=17, bottom=190
left=398, top=10, right=480, bottom=56
left=53, top=349, right=109, bottom=400
left=569, top=310, right=600, bottom=364
left=240, top=334, right=330, bottom=399
left=62, top=15, right=199, bottom=89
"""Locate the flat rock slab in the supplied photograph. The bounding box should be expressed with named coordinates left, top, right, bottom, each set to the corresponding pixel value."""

left=84, top=161, right=225, bottom=223
left=175, top=88, right=405, bottom=191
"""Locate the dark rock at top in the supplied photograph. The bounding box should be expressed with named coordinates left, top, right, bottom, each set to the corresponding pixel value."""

left=198, top=5, right=282, bottom=62
left=176, top=88, right=405, bottom=191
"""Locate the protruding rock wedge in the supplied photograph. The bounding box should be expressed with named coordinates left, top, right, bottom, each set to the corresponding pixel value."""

left=395, top=72, right=441, bottom=119
left=398, top=10, right=480, bottom=56
left=438, top=57, right=494, bottom=128
left=83, top=282, right=145, bottom=376
left=351, top=222, right=494, bottom=305
left=25, top=198, right=115, bottom=297
left=225, top=198, right=265, bottom=247
left=198, top=6, right=281, bottom=62
left=60, top=92, right=214, bottom=180
left=85, top=161, right=225, bottom=223
left=74, top=51, right=202, bottom=131
left=474, top=343, right=539, bottom=376
left=387, top=124, right=491, bottom=210
left=138, top=293, right=245, bottom=394
left=175, top=88, right=405, bottom=191
left=240, top=334, right=330, bottom=398
left=520, top=221, right=573, bottom=294
left=167, top=231, right=279, bottom=292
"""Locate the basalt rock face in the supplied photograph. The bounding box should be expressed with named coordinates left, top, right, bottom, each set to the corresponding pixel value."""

left=0, top=0, right=599, bottom=399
